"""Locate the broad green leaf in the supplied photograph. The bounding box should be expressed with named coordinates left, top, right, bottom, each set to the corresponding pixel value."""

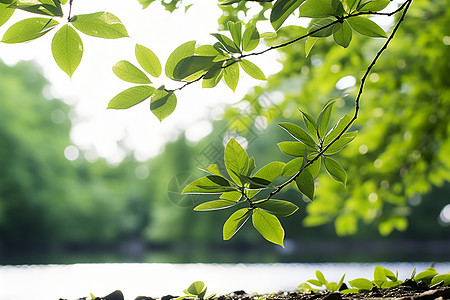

left=173, top=55, right=215, bottom=81
left=299, top=109, right=318, bottom=138
left=347, top=16, right=387, bottom=38
left=308, top=279, right=323, bottom=287
left=278, top=122, right=317, bottom=148
left=252, top=161, right=285, bottom=184
left=333, top=20, right=352, bottom=48
left=165, top=40, right=196, bottom=79
left=299, top=0, right=338, bottom=17
left=228, top=21, right=242, bottom=50
left=211, top=33, right=240, bottom=53
left=135, top=44, right=161, bottom=78
left=150, top=89, right=177, bottom=122
left=295, top=168, right=314, bottom=200
left=194, top=200, right=237, bottom=211
left=223, top=208, right=252, bottom=240
left=270, top=0, right=305, bottom=31
left=1, top=17, right=58, bottom=43
left=430, top=273, right=450, bottom=286
left=255, top=199, right=299, bottom=217
left=349, top=278, right=373, bottom=290
left=383, top=267, right=398, bottom=281
left=308, top=18, right=336, bottom=37
left=374, top=265, right=387, bottom=286
left=0, top=3, right=14, bottom=27
left=358, top=0, right=390, bottom=12
left=414, top=267, right=439, bottom=285
left=317, top=97, right=338, bottom=138
left=224, top=138, right=249, bottom=186
left=196, top=44, right=228, bottom=61
left=108, top=85, right=155, bottom=109
left=242, top=24, right=260, bottom=52
left=283, top=156, right=321, bottom=177
left=223, top=61, right=239, bottom=92
left=305, top=36, right=318, bottom=57
left=324, top=156, right=347, bottom=185
left=112, top=60, right=151, bottom=84
left=324, top=131, right=357, bottom=154
left=202, top=62, right=223, bottom=88
left=278, top=141, right=309, bottom=156
left=7, top=0, right=62, bottom=17
left=316, top=270, right=327, bottom=285
left=239, top=59, right=266, bottom=81
left=199, top=164, right=222, bottom=176
left=341, top=0, right=359, bottom=12
left=51, top=24, right=83, bottom=78
left=252, top=208, right=284, bottom=247
left=220, top=191, right=242, bottom=201
left=187, top=281, right=206, bottom=296
left=182, top=175, right=235, bottom=194
left=324, top=114, right=353, bottom=144
left=71, top=12, right=129, bottom=39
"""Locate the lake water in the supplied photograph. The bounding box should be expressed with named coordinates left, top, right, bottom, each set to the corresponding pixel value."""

left=0, top=262, right=449, bottom=300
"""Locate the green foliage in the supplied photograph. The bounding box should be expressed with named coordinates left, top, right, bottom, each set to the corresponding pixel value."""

left=51, top=24, right=83, bottom=78
left=299, top=270, right=345, bottom=292
left=346, top=266, right=403, bottom=292
left=176, top=281, right=215, bottom=300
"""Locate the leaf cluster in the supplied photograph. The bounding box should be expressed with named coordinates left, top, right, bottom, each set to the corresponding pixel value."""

left=176, top=281, right=215, bottom=300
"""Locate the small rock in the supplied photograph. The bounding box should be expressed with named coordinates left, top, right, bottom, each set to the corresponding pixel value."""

left=135, top=297, right=155, bottom=300
left=161, top=295, right=177, bottom=300
left=322, top=292, right=342, bottom=300
left=103, top=290, right=124, bottom=300
left=232, top=290, right=246, bottom=296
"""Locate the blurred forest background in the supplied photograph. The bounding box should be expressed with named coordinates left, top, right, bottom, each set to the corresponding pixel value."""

left=0, top=0, right=449, bottom=264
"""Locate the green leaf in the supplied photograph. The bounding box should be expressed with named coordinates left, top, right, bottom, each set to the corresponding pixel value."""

left=430, top=273, right=450, bottom=286
left=71, top=12, right=128, bottom=39
left=299, top=0, right=338, bottom=17
left=194, top=199, right=238, bottom=211
left=150, top=89, right=177, bottom=122
left=252, top=208, right=284, bottom=247
left=220, top=191, right=242, bottom=201
left=316, top=270, right=327, bottom=285
left=0, top=3, right=14, bottom=27
left=349, top=278, right=373, bottom=290
left=324, top=114, right=353, bottom=144
left=242, top=24, right=260, bottom=52
left=347, top=16, right=387, bottom=38
left=165, top=40, right=196, bottom=79
left=108, top=85, right=155, bottom=109
left=255, top=199, right=299, bottom=217
left=308, top=18, right=336, bottom=38
left=228, top=21, right=242, bottom=50
left=1, top=17, right=58, bottom=43
left=135, top=44, right=161, bottom=78
left=182, top=175, right=235, bottom=194
left=223, top=61, right=239, bottom=92
left=323, top=156, right=347, bottom=186
left=278, top=141, right=307, bottom=156
left=173, top=55, right=215, bottom=81
left=374, top=265, right=387, bottom=284
left=283, top=156, right=321, bottom=177
left=202, top=62, right=223, bottom=88
left=187, top=281, right=206, bottom=296
left=383, top=267, right=398, bottom=281
left=305, top=36, right=318, bottom=57
left=358, top=0, right=390, bottom=12
left=247, top=157, right=256, bottom=176
left=270, top=0, right=305, bottom=31
left=239, top=59, right=266, bottom=81
left=112, top=60, right=151, bottom=84
left=196, top=44, right=228, bottom=61
left=414, top=267, right=439, bottom=285
left=51, top=24, right=83, bottom=78
left=211, top=33, right=240, bottom=53
left=299, top=109, right=318, bottom=138
left=224, top=138, right=249, bottom=186
left=341, top=0, right=359, bottom=12
left=137, top=0, right=155, bottom=9
left=295, top=168, right=314, bottom=200
left=7, top=0, right=62, bottom=17
left=252, top=161, right=285, bottom=184
left=324, top=131, right=357, bottom=154
left=199, top=164, right=222, bottom=176
left=278, top=122, right=317, bottom=149
left=223, top=208, right=252, bottom=240
left=333, top=20, right=352, bottom=48
left=317, top=97, right=338, bottom=138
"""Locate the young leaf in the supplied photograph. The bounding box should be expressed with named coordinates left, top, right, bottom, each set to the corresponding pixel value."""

left=242, top=24, right=260, bottom=52
left=317, top=97, right=339, bottom=138
left=270, top=0, right=305, bottom=31
left=70, top=12, right=129, bottom=39
left=305, top=36, right=318, bottom=57
left=349, top=278, right=373, bottom=290
left=278, top=122, right=317, bottom=149
left=165, top=40, right=196, bottom=80
left=283, top=156, right=321, bottom=177
left=316, top=270, right=327, bottom=285
left=228, top=21, right=242, bottom=50
left=223, top=61, right=239, bottom=92
left=239, top=59, right=266, bottom=81
left=194, top=199, right=238, bottom=211
left=299, top=0, right=338, bottom=18
left=323, top=156, right=347, bottom=186
left=1, top=17, right=58, bottom=43
left=220, top=191, right=242, bottom=201
left=0, top=3, right=14, bottom=27
left=223, top=208, right=252, bottom=240
left=333, top=20, right=352, bottom=48
left=187, top=281, right=206, bottom=296
left=51, top=24, right=83, bottom=78
left=224, top=138, right=249, bottom=186
left=308, top=18, right=336, bottom=38
left=252, top=161, right=285, bottom=184
left=172, top=55, right=215, bottom=81
left=252, top=208, right=285, bottom=247
left=299, top=109, right=318, bottom=138
left=347, top=16, right=387, bottom=38
left=7, top=0, right=62, bottom=17
left=135, top=44, right=161, bottom=78
left=199, top=164, right=222, bottom=176
left=374, top=265, right=387, bottom=287
left=341, top=0, right=359, bottom=12
left=278, top=141, right=307, bottom=157
left=324, top=131, right=357, bottom=154
left=414, top=267, right=439, bottom=285
left=295, top=168, right=314, bottom=200
left=247, top=157, right=256, bottom=176
left=182, top=175, right=235, bottom=194
left=324, top=114, right=353, bottom=144
left=108, top=85, right=155, bottom=109
left=358, top=0, right=390, bottom=12
left=112, top=60, right=151, bottom=84
left=202, top=63, right=223, bottom=88
left=255, top=199, right=299, bottom=217
left=211, top=33, right=240, bottom=53
left=150, top=89, right=177, bottom=122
